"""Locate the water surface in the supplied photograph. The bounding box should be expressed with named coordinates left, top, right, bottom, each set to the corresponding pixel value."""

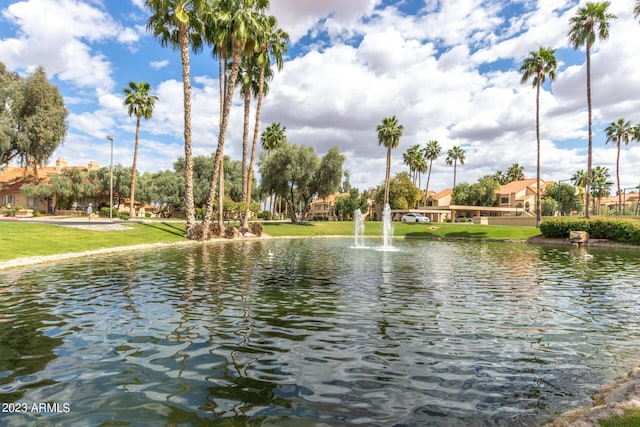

left=1, top=238, right=640, bottom=426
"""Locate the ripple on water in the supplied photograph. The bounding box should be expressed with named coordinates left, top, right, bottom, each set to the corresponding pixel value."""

left=1, top=239, right=640, bottom=425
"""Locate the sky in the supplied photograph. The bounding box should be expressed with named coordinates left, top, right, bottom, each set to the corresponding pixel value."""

left=1, top=0, right=640, bottom=194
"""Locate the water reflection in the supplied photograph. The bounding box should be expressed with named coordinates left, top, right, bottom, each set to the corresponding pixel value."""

left=0, top=239, right=639, bottom=426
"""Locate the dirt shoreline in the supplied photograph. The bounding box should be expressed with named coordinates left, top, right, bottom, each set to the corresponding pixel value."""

left=1, top=231, right=639, bottom=424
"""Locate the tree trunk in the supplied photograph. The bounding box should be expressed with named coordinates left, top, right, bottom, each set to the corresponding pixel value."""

left=535, top=78, right=541, bottom=227
left=616, top=139, right=621, bottom=214
left=243, top=65, right=266, bottom=229
left=585, top=45, right=592, bottom=219
left=203, top=44, right=242, bottom=233
left=384, top=146, right=391, bottom=206
left=241, top=86, right=250, bottom=207
left=179, top=23, right=196, bottom=234
left=129, top=114, right=141, bottom=218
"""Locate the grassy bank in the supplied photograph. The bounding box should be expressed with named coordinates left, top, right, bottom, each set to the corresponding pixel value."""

left=263, top=220, right=540, bottom=240
left=0, top=220, right=540, bottom=262
left=0, top=221, right=187, bottom=262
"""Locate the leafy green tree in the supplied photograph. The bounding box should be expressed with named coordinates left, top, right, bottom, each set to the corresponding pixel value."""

left=334, top=188, right=369, bottom=220
left=452, top=177, right=499, bottom=206
left=123, top=81, right=158, bottom=217
left=377, top=116, right=404, bottom=206
left=375, top=172, right=421, bottom=210
left=0, top=64, right=68, bottom=170
left=541, top=197, right=558, bottom=217
left=604, top=118, right=634, bottom=214
left=20, top=181, right=53, bottom=213
left=259, top=142, right=344, bottom=224
left=520, top=46, right=557, bottom=226
left=146, top=0, right=208, bottom=235
left=446, top=145, right=466, bottom=188
left=568, top=1, right=616, bottom=219
left=546, top=182, right=581, bottom=215
left=423, top=140, right=441, bottom=195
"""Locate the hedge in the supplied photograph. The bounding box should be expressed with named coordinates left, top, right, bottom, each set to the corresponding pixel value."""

left=540, top=218, right=640, bottom=245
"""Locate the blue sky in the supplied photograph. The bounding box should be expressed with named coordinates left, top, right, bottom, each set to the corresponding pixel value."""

left=1, top=0, right=640, bottom=193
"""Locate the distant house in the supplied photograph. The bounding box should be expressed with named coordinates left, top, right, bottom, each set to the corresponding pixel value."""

left=309, top=193, right=346, bottom=220
left=425, top=189, right=452, bottom=207
left=495, top=178, right=549, bottom=215
left=0, top=158, right=100, bottom=214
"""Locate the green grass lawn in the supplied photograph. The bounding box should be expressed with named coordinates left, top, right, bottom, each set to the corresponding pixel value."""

left=0, top=219, right=540, bottom=262
left=0, top=221, right=187, bottom=262
left=263, top=220, right=540, bottom=240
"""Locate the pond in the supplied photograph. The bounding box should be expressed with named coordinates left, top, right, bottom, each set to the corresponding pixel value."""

left=1, top=238, right=640, bottom=426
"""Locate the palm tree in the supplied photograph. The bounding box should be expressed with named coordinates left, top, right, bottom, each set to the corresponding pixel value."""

left=123, top=81, right=158, bottom=218
left=506, top=163, right=525, bottom=182
left=403, top=144, right=422, bottom=185
left=203, top=0, right=269, bottom=231
left=145, top=0, right=206, bottom=236
left=572, top=169, right=588, bottom=215
left=520, top=46, right=557, bottom=227
left=423, top=140, right=441, bottom=196
left=604, top=118, right=634, bottom=214
left=243, top=18, right=289, bottom=228
left=590, top=166, right=613, bottom=215
left=568, top=1, right=616, bottom=219
left=261, top=122, right=286, bottom=213
left=445, top=146, right=466, bottom=188
left=491, top=170, right=508, bottom=185
left=377, top=116, right=404, bottom=206
left=635, top=0, right=640, bottom=18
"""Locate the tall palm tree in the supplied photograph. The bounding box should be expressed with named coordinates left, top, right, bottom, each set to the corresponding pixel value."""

left=377, top=116, right=404, bottom=206
left=520, top=46, right=557, bottom=227
left=123, top=81, right=158, bottom=218
left=145, top=0, right=206, bottom=236
left=423, top=140, right=441, bottom=196
left=568, top=1, right=616, bottom=219
left=243, top=18, right=288, bottom=228
left=605, top=118, right=634, bottom=214
left=203, top=0, right=269, bottom=231
left=445, top=145, right=466, bottom=188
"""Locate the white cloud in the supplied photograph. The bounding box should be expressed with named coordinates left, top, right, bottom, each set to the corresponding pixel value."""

left=150, top=60, right=169, bottom=70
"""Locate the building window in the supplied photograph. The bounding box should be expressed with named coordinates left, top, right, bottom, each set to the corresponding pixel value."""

left=500, top=196, right=509, bottom=204
left=2, top=195, right=15, bottom=206
left=28, top=197, right=41, bottom=207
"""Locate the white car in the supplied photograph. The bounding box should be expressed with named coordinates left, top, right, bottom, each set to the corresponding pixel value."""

left=401, top=213, right=430, bottom=223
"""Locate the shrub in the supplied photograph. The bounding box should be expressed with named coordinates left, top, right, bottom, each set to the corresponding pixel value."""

left=224, top=225, right=238, bottom=239
left=209, top=222, right=221, bottom=238
left=540, top=217, right=640, bottom=245
left=250, top=222, right=263, bottom=237
left=189, top=223, right=206, bottom=241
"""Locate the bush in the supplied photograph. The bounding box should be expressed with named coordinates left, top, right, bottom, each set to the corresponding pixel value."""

left=224, top=225, right=238, bottom=239
left=189, top=223, right=206, bottom=241
left=250, top=222, right=263, bottom=237
left=209, top=222, right=221, bottom=238
left=540, top=217, right=640, bottom=245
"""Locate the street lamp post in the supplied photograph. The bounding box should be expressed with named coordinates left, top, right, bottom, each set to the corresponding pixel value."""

left=106, top=135, right=114, bottom=220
